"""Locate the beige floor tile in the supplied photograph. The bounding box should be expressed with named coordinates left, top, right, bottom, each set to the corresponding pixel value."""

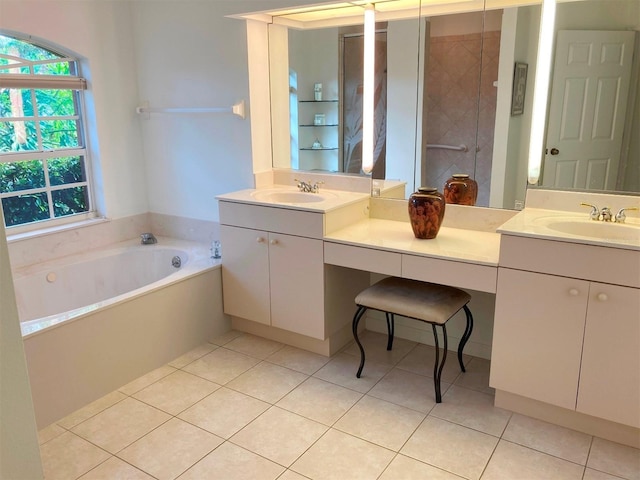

left=179, top=442, right=285, bottom=480
left=313, top=352, right=391, bottom=393
left=118, top=418, right=223, bottom=480
left=72, top=397, right=171, bottom=454
left=481, top=440, right=584, bottom=480
left=40, top=431, right=110, bottom=480
left=431, top=385, right=511, bottom=437
left=58, top=391, right=127, bottom=429
left=396, top=343, right=470, bottom=383
left=453, top=356, right=494, bottom=395
left=379, top=454, right=466, bottom=480
left=133, top=370, right=220, bottom=415
left=209, top=329, right=244, bottom=346
left=587, top=437, right=640, bottom=480
left=179, top=387, right=270, bottom=439
left=266, top=345, right=330, bottom=375
left=291, top=428, right=395, bottom=480
left=224, top=333, right=285, bottom=359
left=168, top=343, right=217, bottom=368
left=226, top=361, right=307, bottom=403
left=183, top=347, right=260, bottom=384
left=368, top=367, right=444, bottom=413
left=118, top=365, right=177, bottom=396
left=276, top=377, right=362, bottom=426
left=334, top=395, right=425, bottom=451
left=79, top=456, right=155, bottom=479
left=502, top=414, right=592, bottom=465
left=342, top=330, right=418, bottom=366
left=277, top=470, right=309, bottom=480
left=38, top=422, right=66, bottom=445
left=401, top=416, right=498, bottom=480
left=230, top=406, right=328, bottom=467
left=583, top=468, right=626, bottom=480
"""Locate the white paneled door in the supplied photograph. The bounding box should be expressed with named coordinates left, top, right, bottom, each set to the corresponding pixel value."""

left=543, top=30, right=636, bottom=190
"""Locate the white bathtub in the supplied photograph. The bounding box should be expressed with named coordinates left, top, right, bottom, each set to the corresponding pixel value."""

left=14, top=237, right=230, bottom=428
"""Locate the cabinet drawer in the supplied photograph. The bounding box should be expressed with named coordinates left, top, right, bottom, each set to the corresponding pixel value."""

left=402, top=255, right=497, bottom=293
left=324, top=242, right=401, bottom=276
left=500, top=235, right=640, bottom=288
left=219, top=201, right=324, bottom=238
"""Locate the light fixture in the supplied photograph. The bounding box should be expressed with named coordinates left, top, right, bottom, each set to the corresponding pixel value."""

left=362, top=3, right=376, bottom=174
left=527, top=0, right=556, bottom=185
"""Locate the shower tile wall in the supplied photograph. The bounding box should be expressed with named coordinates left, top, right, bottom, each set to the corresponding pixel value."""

left=424, top=30, right=501, bottom=207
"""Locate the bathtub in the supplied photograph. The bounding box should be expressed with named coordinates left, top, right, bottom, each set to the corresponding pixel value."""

left=14, top=237, right=230, bottom=428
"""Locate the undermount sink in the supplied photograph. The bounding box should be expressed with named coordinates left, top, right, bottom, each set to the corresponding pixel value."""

left=251, top=189, right=337, bottom=204
left=545, top=219, right=640, bottom=242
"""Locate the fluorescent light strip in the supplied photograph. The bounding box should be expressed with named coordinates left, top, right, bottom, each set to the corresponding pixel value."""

left=362, top=3, right=375, bottom=174
left=527, top=0, right=556, bottom=185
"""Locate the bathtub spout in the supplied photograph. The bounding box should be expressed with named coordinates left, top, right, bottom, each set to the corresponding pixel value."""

left=140, top=233, right=157, bottom=245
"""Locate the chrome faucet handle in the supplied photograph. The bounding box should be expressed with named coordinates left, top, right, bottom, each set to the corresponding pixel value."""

left=580, top=203, right=600, bottom=221
left=294, top=178, right=309, bottom=192
left=311, top=181, right=324, bottom=193
left=600, top=207, right=613, bottom=222
left=615, top=207, right=639, bottom=223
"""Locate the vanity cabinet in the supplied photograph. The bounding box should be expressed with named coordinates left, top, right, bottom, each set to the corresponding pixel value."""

left=491, top=235, right=640, bottom=428
left=220, top=225, right=325, bottom=338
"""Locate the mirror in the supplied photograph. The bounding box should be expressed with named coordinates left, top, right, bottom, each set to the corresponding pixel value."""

left=532, top=0, right=640, bottom=194
left=268, top=0, right=545, bottom=207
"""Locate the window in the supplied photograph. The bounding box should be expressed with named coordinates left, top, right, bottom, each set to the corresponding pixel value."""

left=0, top=34, right=93, bottom=230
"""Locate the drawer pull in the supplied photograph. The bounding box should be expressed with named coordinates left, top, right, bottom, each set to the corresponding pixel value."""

left=270, top=239, right=279, bottom=245
left=597, top=293, right=608, bottom=302
left=256, top=237, right=265, bottom=243
left=569, top=288, right=579, bottom=296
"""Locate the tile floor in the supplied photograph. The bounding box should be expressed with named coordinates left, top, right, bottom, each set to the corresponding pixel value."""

left=38, top=330, right=640, bottom=480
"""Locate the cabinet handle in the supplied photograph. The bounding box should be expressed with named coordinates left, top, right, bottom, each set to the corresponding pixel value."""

left=256, top=237, right=265, bottom=243
left=270, top=239, right=279, bottom=245
left=569, top=288, right=579, bottom=296
left=597, top=293, right=608, bottom=302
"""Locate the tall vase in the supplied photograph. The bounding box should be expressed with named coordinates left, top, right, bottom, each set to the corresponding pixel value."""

left=443, top=174, right=478, bottom=206
left=408, top=187, right=446, bottom=239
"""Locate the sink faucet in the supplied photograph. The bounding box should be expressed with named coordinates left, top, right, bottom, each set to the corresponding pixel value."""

left=294, top=179, right=324, bottom=193
left=580, top=203, right=600, bottom=221
left=615, top=207, right=639, bottom=223
left=140, top=233, right=157, bottom=245
left=599, top=207, right=613, bottom=222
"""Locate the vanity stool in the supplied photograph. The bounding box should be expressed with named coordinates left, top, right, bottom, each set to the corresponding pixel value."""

left=352, top=277, right=473, bottom=403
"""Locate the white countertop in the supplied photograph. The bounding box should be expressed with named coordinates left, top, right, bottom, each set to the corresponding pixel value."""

left=324, top=218, right=501, bottom=266
left=497, top=208, right=640, bottom=251
left=216, top=185, right=369, bottom=213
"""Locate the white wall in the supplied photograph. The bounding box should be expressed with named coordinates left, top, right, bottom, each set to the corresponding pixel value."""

left=0, top=0, right=148, bottom=220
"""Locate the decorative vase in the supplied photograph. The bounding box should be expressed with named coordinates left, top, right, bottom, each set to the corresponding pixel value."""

left=443, top=174, right=478, bottom=206
left=408, top=187, right=446, bottom=239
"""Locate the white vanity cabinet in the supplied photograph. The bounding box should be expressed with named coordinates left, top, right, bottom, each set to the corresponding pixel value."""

left=491, top=235, right=640, bottom=428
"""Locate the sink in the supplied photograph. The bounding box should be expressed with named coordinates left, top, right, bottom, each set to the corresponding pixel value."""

left=251, top=189, right=337, bottom=204
left=546, top=220, right=640, bottom=242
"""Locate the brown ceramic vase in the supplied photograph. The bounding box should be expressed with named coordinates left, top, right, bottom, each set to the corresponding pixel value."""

left=443, top=174, right=478, bottom=206
left=408, top=187, right=446, bottom=239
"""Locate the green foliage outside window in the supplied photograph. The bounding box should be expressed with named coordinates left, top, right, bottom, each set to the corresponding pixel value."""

left=1, top=34, right=90, bottom=228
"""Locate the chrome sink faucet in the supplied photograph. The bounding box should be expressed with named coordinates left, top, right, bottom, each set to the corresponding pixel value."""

left=295, top=178, right=324, bottom=193
left=140, top=233, right=157, bottom=244
left=580, top=203, right=600, bottom=221
left=581, top=203, right=638, bottom=223
left=615, top=207, right=638, bottom=223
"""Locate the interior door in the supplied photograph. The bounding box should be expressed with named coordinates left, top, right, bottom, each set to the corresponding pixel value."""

left=543, top=30, right=636, bottom=190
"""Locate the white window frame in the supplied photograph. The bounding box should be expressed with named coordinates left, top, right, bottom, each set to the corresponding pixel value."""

left=0, top=35, right=96, bottom=234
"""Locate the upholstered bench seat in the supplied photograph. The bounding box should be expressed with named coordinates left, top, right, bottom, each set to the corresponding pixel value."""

left=352, top=276, right=473, bottom=403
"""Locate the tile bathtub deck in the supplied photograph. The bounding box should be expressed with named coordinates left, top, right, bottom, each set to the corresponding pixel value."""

left=38, top=331, right=640, bottom=480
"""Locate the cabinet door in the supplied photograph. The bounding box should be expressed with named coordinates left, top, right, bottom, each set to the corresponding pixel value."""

left=490, top=268, right=588, bottom=410
left=268, top=233, right=325, bottom=339
left=577, top=283, right=640, bottom=427
left=220, top=225, right=271, bottom=325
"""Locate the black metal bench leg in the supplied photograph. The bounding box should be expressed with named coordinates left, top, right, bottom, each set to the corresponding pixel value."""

left=386, top=312, right=394, bottom=351
left=457, top=305, right=474, bottom=372
left=432, top=323, right=448, bottom=403
left=352, top=305, right=367, bottom=378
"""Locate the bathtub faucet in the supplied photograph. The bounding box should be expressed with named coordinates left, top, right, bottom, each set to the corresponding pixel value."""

left=140, top=233, right=157, bottom=245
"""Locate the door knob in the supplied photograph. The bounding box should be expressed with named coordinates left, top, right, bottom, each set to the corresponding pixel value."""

left=256, top=237, right=265, bottom=243
left=569, top=288, right=579, bottom=296
left=270, top=239, right=278, bottom=245
left=550, top=148, right=559, bottom=155
left=597, top=293, right=608, bottom=302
